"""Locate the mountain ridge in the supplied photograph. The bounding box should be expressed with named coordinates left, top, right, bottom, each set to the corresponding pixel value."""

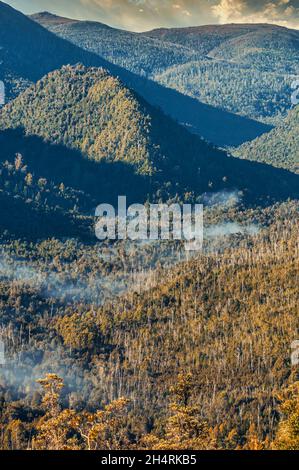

left=0, top=1, right=270, bottom=147
left=30, top=11, right=79, bottom=26
left=0, top=65, right=298, bottom=208
left=30, top=9, right=299, bottom=126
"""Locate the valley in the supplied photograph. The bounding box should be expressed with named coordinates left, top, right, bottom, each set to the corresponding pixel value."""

left=0, top=0, right=298, bottom=453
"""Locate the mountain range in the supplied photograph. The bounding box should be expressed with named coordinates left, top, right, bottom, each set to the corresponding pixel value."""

left=0, top=1, right=299, bottom=451
left=30, top=11, right=201, bottom=78
left=0, top=0, right=297, bottom=243
left=20, top=6, right=272, bottom=147
left=0, top=64, right=298, bottom=225
left=0, top=2, right=270, bottom=148
left=32, top=12, right=299, bottom=126
left=144, top=23, right=299, bottom=71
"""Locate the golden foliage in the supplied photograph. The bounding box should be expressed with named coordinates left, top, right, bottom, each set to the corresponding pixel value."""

left=272, top=382, right=299, bottom=450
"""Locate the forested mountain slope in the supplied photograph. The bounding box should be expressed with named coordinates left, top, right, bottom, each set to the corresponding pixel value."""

left=0, top=1, right=114, bottom=100
left=144, top=23, right=299, bottom=72
left=1, top=65, right=298, bottom=211
left=28, top=8, right=270, bottom=146
left=144, top=24, right=299, bottom=124
left=0, top=202, right=298, bottom=449
left=33, top=13, right=299, bottom=125
left=234, top=105, right=299, bottom=173
left=155, top=59, right=294, bottom=125
left=31, top=12, right=201, bottom=77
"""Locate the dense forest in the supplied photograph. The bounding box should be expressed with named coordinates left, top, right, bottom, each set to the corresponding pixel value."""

left=0, top=0, right=298, bottom=453
left=234, top=105, right=299, bottom=173
left=31, top=12, right=201, bottom=78
left=156, top=60, right=293, bottom=125
left=1, top=65, right=298, bottom=207
left=36, top=16, right=299, bottom=126
left=148, top=25, right=299, bottom=124
left=0, top=201, right=298, bottom=449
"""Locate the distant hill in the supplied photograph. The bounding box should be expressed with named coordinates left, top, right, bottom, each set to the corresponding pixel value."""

left=32, top=11, right=298, bottom=126
left=0, top=2, right=268, bottom=147
left=30, top=12, right=200, bottom=77
left=30, top=11, right=79, bottom=26
left=144, top=24, right=267, bottom=52
left=145, top=24, right=299, bottom=125
left=144, top=23, right=299, bottom=72
left=206, top=25, right=299, bottom=72
left=234, top=106, right=299, bottom=174
left=0, top=65, right=298, bottom=210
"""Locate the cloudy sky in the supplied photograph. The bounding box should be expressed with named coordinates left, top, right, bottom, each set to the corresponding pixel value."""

left=5, top=0, right=299, bottom=31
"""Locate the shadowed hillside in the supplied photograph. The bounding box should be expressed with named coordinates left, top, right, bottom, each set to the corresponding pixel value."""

left=0, top=65, right=298, bottom=210
left=30, top=11, right=200, bottom=77
left=234, top=105, right=299, bottom=173
left=29, top=8, right=271, bottom=146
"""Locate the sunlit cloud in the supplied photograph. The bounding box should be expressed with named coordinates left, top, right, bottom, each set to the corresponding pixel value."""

left=79, top=0, right=216, bottom=30
left=212, top=0, right=299, bottom=28
left=80, top=0, right=299, bottom=30
left=4, top=0, right=299, bottom=31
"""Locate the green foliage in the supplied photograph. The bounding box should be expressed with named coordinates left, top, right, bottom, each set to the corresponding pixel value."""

left=1, top=65, right=156, bottom=175
left=147, top=24, right=299, bottom=125
left=34, top=13, right=200, bottom=78
left=156, top=60, right=294, bottom=125
left=0, top=153, right=92, bottom=240
left=1, top=65, right=299, bottom=209
left=234, top=105, right=299, bottom=173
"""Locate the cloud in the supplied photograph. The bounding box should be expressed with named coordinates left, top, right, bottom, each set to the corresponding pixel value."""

left=79, top=0, right=299, bottom=30
left=212, top=0, right=299, bottom=28
left=5, top=0, right=299, bottom=31
left=81, top=0, right=299, bottom=31
left=212, top=0, right=245, bottom=22
left=79, top=0, right=216, bottom=30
